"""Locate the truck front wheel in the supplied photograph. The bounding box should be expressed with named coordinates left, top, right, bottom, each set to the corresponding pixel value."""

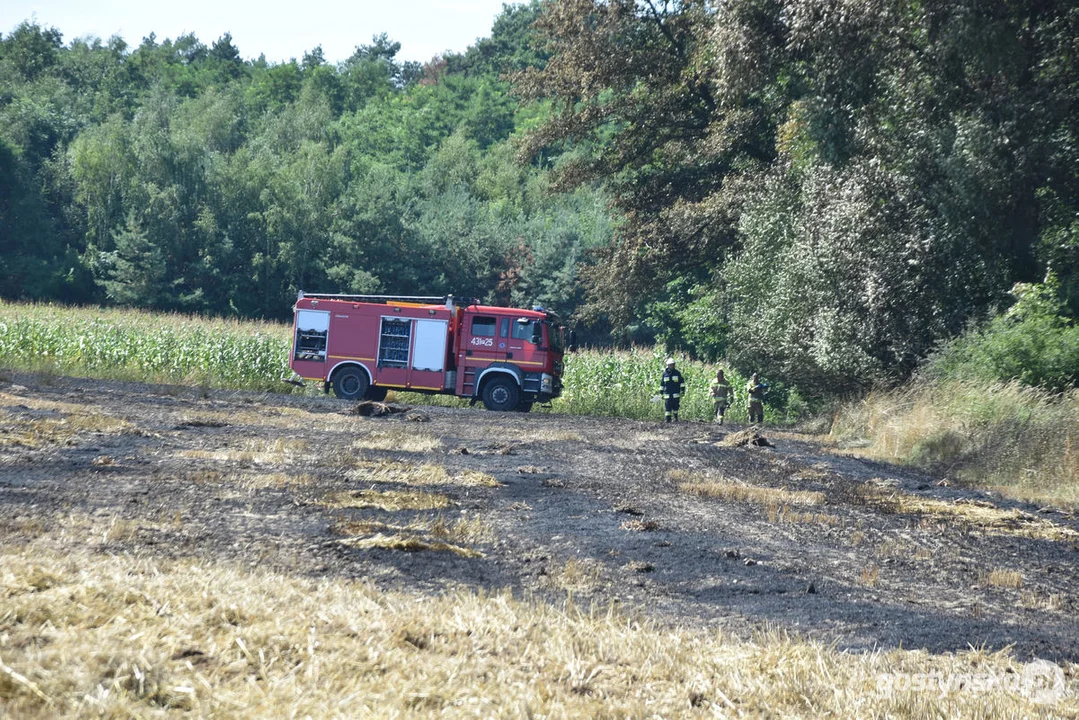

left=331, top=367, right=369, bottom=400
left=482, top=377, right=519, bottom=412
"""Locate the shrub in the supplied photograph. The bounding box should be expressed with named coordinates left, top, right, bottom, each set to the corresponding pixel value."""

left=925, top=274, right=1079, bottom=392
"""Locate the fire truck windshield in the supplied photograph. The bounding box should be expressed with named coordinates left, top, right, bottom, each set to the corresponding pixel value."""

left=545, top=321, right=564, bottom=353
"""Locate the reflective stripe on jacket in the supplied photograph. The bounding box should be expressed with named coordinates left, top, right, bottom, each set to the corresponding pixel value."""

left=710, top=380, right=730, bottom=400
left=660, top=369, right=685, bottom=399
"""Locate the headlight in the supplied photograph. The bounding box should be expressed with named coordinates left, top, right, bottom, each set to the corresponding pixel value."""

left=540, top=373, right=553, bottom=393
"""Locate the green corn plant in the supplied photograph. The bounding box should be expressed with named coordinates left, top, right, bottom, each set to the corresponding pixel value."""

left=0, top=302, right=293, bottom=392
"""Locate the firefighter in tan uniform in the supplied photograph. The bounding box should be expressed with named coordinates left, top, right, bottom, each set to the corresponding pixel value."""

left=709, top=369, right=731, bottom=424
left=746, top=372, right=767, bottom=424
left=660, top=358, right=686, bottom=423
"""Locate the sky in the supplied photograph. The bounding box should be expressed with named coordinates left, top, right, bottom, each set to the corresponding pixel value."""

left=1, top=0, right=516, bottom=65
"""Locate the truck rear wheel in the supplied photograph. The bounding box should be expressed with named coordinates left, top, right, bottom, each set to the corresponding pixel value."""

left=365, top=386, right=388, bottom=402
left=331, top=367, right=369, bottom=400
left=481, top=376, right=519, bottom=412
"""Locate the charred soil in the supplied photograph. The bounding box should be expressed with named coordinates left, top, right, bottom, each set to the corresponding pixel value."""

left=2, top=373, right=1078, bottom=662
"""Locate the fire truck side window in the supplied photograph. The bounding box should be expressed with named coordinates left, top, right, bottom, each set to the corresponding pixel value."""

left=500, top=318, right=510, bottom=338
left=472, top=317, right=496, bottom=337
left=512, top=320, right=537, bottom=343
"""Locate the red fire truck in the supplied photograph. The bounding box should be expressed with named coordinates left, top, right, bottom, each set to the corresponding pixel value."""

left=288, top=292, right=566, bottom=411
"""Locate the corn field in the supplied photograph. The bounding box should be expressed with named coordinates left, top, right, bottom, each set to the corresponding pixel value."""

left=0, top=302, right=292, bottom=392
left=0, top=302, right=793, bottom=422
left=395, top=348, right=767, bottom=421
left=550, top=347, right=758, bottom=423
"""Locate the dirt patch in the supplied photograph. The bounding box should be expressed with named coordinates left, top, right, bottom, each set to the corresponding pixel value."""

left=2, top=373, right=1078, bottom=661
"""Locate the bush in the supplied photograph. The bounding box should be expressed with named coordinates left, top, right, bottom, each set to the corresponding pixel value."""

left=925, top=275, right=1079, bottom=392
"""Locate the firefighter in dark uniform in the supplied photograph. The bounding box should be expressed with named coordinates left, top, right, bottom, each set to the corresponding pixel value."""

left=660, top=357, right=686, bottom=423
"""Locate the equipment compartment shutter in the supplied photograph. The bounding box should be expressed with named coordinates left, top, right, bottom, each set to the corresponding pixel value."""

left=378, top=318, right=411, bottom=368
left=294, top=310, right=330, bottom=361
left=412, top=320, right=448, bottom=371
left=297, top=309, right=330, bottom=332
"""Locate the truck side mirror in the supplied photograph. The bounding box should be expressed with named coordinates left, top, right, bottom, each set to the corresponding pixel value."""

left=568, top=329, right=577, bottom=352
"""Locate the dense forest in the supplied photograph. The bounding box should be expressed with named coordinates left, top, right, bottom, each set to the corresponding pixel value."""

left=0, top=4, right=609, bottom=321
left=2, top=0, right=1077, bottom=397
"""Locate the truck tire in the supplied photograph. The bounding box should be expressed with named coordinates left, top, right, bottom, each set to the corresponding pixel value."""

left=331, top=366, right=369, bottom=400
left=365, top=386, right=388, bottom=402
left=515, top=400, right=533, bottom=413
left=481, top=376, right=519, bottom=412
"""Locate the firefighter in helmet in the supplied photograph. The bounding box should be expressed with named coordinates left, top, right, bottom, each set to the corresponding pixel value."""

left=746, top=372, right=767, bottom=424
left=660, top=357, right=686, bottom=423
left=709, top=368, right=731, bottom=424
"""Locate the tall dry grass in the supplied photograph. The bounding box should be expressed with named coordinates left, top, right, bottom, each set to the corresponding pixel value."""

left=1, top=543, right=1074, bottom=717
left=830, top=379, right=1079, bottom=507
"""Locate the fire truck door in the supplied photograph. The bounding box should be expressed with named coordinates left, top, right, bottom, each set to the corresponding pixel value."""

left=464, top=315, right=508, bottom=364
left=458, top=314, right=511, bottom=396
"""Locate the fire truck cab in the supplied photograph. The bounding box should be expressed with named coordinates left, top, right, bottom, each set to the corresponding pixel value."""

left=289, top=293, right=565, bottom=411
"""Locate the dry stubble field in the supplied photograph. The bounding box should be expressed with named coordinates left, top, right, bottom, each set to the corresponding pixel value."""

left=1, top=372, right=1078, bottom=717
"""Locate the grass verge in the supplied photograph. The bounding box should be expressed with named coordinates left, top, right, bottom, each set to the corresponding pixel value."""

left=830, top=379, right=1079, bottom=509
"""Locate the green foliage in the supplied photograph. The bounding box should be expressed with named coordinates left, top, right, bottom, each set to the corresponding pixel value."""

left=725, top=162, right=936, bottom=393
left=1037, top=187, right=1079, bottom=316
left=517, top=0, right=1079, bottom=396
left=641, top=279, right=728, bottom=361
left=0, top=302, right=291, bottom=391
left=1, top=21, right=63, bottom=81
left=1, top=15, right=588, bottom=328
left=0, top=137, right=62, bottom=298
left=924, top=275, right=1079, bottom=392
left=99, top=212, right=168, bottom=305
left=448, top=2, right=547, bottom=77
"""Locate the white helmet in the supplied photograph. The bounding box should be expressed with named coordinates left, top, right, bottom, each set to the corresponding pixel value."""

left=665, top=357, right=675, bottom=366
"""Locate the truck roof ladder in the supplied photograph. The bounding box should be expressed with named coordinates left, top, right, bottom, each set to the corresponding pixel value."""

left=298, top=291, right=449, bottom=304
